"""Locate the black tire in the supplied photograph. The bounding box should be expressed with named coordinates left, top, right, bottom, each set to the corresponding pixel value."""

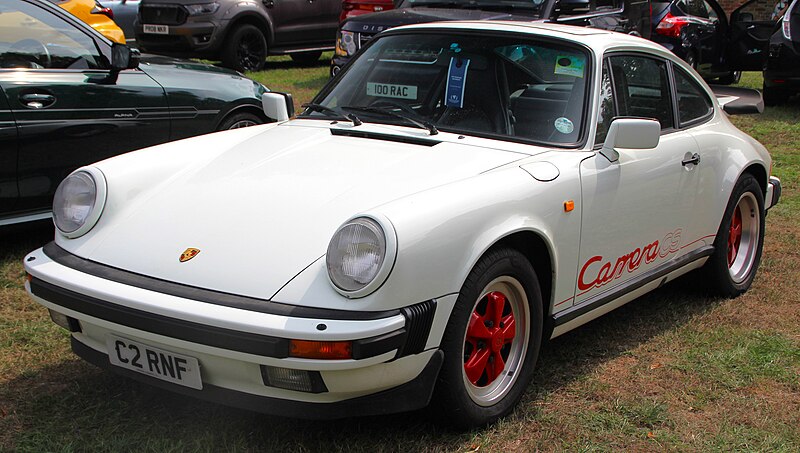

left=290, top=51, right=322, bottom=65
left=217, top=111, right=263, bottom=131
left=221, top=24, right=267, bottom=72
left=763, top=84, right=788, bottom=106
left=432, top=248, right=543, bottom=428
left=717, top=70, right=741, bottom=85
left=703, top=173, right=765, bottom=297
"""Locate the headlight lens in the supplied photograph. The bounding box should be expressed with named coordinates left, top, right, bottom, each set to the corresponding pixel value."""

left=326, top=216, right=395, bottom=296
left=53, top=168, right=106, bottom=238
left=783, top=15, right=792, bottom=40
left=335, top=30, right=357, bottom=57
left=185, top=2, right=220, bottom=15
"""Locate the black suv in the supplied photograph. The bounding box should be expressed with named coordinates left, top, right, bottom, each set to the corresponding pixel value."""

left=331, top=0, right=652, bottom=76
left=135, top=0, right=341, bottom=71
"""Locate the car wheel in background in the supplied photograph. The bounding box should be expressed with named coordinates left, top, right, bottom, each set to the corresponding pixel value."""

left=222, top=24, right=267, bottom=72
left=717, top=70, right=741, bottom=85
left=218, top=112, right=264, bottom=130
left=704, top=173, right=765, bottom=297
left=685, top=51, right=697, bottom=71
left=290, top=51, right=323, bottom=65
left=763, top=84, right=789, bottom=106
left=433, top=248, right=543, bottom=428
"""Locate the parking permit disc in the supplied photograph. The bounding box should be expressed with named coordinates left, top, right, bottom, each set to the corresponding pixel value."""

left=445, top=57, right=470, bottom=108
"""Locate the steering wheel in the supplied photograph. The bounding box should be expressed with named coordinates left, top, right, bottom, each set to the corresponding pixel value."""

left=6, top=39, right=51, bottom=69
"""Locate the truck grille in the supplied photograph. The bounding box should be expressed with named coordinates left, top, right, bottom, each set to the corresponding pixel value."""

left=139, top=4, right=187, bottom=26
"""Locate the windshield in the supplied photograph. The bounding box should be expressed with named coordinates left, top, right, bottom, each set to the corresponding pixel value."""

left=397, top=0, right=547, bottom=12
left=306, top=32, right=591, bottom=146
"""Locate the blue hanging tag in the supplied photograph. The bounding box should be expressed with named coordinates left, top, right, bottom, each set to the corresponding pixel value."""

left=445, top=57, right=470, bottom=108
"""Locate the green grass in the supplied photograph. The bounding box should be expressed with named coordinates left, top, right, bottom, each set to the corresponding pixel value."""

left=0, top=70, right=798, bottom=451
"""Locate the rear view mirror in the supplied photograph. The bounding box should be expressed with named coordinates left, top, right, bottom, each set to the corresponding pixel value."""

left=601, top=118, right=661, bottom=162
left=262, top=92, right=295, bottom=122
left=111, top=43, right=140, bottom=71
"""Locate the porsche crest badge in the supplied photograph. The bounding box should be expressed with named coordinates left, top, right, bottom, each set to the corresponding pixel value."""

left=179, top=248, right=201, bottom=262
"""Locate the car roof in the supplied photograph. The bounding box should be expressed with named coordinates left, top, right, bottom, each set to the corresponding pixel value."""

left=387, top=21, right=678, bottom=59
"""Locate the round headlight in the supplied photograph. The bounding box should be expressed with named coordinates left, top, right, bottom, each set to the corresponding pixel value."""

left=53, top=168, right=106, bottom=238
left=326, top=216, right=397, bottom=298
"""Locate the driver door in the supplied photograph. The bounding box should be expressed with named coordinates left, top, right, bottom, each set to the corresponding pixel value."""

left=728, top=0, right=778, bottom=70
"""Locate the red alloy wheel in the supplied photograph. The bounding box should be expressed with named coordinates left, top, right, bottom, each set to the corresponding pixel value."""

left=728, top=205, right=742, bottom=267
left=463, top=291, right=516, bottom=387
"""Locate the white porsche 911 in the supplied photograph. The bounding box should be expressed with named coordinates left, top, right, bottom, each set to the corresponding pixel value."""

left=25, top=21, right=781, bottom=427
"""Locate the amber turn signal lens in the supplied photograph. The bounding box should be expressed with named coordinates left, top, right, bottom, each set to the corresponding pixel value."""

left=564, top=200, right=575, bottom=212
left=289, top=339, right=352, bottom=360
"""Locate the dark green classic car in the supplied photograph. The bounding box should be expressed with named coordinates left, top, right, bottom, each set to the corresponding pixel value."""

left=1, top=0, right=272, bottom=226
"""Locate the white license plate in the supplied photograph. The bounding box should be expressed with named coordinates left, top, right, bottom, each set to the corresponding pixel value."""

left=107, top=335, right=202, bottom=389
left=143, top=24, right=169, bottom=34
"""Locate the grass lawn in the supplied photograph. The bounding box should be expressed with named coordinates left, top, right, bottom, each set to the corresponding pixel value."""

left=0, top=59, right=798, bottom=451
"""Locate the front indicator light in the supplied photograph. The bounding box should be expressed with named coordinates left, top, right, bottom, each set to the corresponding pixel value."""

left=289, top=339, right=352, bottom=360
left=260, top=366, right=327, bottom=393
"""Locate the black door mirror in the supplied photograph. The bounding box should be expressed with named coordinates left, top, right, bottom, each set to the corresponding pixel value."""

left=111, top=43, right=140, bottom=71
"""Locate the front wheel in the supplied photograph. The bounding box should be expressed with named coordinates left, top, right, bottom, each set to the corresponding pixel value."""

left=432, top=248, right=543, bottom=428
left=221, top=24, right=267, bottom=72
left=703, top=173, right=765, bottom=297
left=217, top=111, right=263, bottom=131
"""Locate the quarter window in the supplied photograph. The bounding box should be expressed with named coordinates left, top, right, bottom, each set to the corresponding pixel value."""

left=608, top=55, right=674, bottom=130
left=673, top=66, right=713, bottom=126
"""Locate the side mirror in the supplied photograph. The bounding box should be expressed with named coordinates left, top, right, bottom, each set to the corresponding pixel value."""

left=111, top=43, right=139, bottom=71
left=553, top=0, right=591, bottom=19
left=262, top=92, right=294, bottom=122
left=601, top=118, right=660, bottom=162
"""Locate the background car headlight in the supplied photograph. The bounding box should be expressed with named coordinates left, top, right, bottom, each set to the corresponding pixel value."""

left=53, top=167, right=107, bottom=238
left=335, top=30, right=357, bottom=57
left=326, top=216, right=397, bottom=298
left=185, top=2, right=220, bottom=15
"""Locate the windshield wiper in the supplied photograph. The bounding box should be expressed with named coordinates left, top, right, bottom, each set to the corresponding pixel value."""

left=301, top=103, right=362, bottom=126
left=341, top=105, right=438, bottom=135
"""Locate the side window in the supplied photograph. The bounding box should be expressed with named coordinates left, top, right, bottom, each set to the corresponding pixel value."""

left=608, top=55, right=674, bottom=130
left=0, top=2, right=106, bottom=70
left=595, top=60, right=615, bottom=145
left=673, top=66, right=713, bottom=126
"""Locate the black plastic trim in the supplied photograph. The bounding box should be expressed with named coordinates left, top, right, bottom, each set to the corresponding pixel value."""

left=31, top=277, right=414, bottom=360
left=769, top=176, right=782, bottom=208
left=553, top=246, right=714, bottom=326
left=72, top=337, right=444, bottom=419
left=398, top=300, right=437, bottom=356
left=329, top=127, right=440, bottom=146
left=42, top=242, right=400, bottom=321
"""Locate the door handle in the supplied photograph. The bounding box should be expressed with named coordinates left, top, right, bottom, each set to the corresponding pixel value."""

left=20, top=93, right=55, bottom=109
left=682, top=153, right=701, bottom=166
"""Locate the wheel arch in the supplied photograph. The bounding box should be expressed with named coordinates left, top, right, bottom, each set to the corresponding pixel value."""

left=222, top=12, right=274, bottom=48
left=214, top=103, right=273, bottom=130
left=742, top=162, right=768, bottom=195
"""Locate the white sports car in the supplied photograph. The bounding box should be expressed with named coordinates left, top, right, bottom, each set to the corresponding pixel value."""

left=25, top=21, right=781, bottom=427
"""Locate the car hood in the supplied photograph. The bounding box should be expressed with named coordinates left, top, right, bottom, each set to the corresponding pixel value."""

left=138, top=54, right=244, bottom=77
left=341, top=7, right=544, bottom=32
left=71, top=121, right=534, bottom=302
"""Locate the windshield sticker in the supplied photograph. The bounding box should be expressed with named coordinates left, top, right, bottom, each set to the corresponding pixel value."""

left=554, top=117, right=574, bottom=134
left=445, top=57, right=470, bottom=108
left=554, top=55, right=585, bottom=78
left=366, top=82, right=418, bottom=100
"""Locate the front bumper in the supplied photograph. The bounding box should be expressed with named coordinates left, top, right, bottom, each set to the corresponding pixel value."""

left=135, top=20, right=223, bottom=57
left=24, top=243, right=441, bottom=418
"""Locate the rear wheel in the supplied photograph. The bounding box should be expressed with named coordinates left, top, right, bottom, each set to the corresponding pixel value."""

left=221, top=24, right=267, bottom=72
left=433, top=248, right=542, bottom=428
left=763, top=84, right=788, bottom=106
left=718, top=70, right=741, bottom=85
left=704, top=173, right=765, bottom=297
left=290, top=51, right=322, bottom=65
left=217, top=111, right=263, bottom=131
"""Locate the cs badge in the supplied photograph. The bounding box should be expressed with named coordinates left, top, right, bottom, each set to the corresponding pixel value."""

left=179, top=248, right=201, bottom=262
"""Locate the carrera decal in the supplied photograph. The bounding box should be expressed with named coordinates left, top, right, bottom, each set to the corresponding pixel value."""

left=578, top=229, right=682, bottom=291
left=366, top=82, right=418, bottom=100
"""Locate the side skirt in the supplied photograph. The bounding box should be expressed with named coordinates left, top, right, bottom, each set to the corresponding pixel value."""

left=551, top=246, right=714, bottom=338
